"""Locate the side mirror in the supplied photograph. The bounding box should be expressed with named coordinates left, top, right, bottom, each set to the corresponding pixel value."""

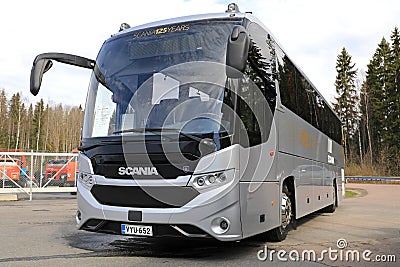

left=29, top=53, right=95, bottom=96
left=30, top=57, right=53, bottom=96
left=198, top=138, right=217, bottom=156
left=226, top=25, right=250, bottom=78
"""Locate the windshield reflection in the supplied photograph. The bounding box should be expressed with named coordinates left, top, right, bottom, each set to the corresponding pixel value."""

left=83, top=20, right=240, bottom=138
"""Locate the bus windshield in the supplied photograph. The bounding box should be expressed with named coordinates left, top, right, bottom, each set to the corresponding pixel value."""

left=83, top=19, right=241, bottom=138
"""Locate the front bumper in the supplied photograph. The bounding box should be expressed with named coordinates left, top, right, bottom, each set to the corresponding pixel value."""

left=77, top=172, right=242, bottom=241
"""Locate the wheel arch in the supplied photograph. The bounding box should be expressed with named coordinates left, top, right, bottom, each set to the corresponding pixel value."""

left=332, top=177, right=338, bottom=207
left=281, top=176, right=296, bottom=218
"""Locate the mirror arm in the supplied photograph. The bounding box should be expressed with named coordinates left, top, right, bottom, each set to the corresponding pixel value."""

left=30, top=53, right=95, bottom=96
left=34, top=53, right=95, bottom=69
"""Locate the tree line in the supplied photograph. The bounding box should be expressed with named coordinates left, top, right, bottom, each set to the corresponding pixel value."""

left=1, top=27, right=399, bottom=174
left=334, top=27, right=400, bottom=176
left=0, top=89, right=83, bottom=153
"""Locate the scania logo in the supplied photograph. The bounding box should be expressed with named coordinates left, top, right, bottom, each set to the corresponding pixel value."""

left=118, top=167, right=159, bottom=176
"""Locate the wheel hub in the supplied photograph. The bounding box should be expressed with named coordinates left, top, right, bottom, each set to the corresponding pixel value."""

left=281, top=193, right=292, bottom=229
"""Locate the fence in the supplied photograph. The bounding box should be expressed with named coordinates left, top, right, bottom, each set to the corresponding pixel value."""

left=0, top=151, right=78, bottom=200
left=345, top=176, right=400, bottom=184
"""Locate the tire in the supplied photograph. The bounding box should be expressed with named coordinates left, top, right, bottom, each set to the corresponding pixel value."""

left=323, top=182, right=337, bottom=213
left=19, top=176, right=29, bottom=188
left=266, top=184, right=294, bottom=241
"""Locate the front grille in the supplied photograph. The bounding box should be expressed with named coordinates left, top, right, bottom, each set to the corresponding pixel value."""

left=80, top=219, right=210, bottom=238
left=91, top=184, right=199, bottom=208
left=92, top=153, right=198, bottom=179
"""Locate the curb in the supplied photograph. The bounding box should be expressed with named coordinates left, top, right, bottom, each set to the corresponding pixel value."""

left=0, top=194, right=18, bottom=201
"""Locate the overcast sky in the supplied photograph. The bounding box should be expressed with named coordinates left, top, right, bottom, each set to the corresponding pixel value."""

left=0, top=0, right=399, bottom=107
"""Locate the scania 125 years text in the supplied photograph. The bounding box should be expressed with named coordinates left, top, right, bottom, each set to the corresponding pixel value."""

left=30, top=3, right=344, bottom=241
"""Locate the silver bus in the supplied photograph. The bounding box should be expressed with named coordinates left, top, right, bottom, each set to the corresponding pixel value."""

left=30, top=3, right=344, bottom=241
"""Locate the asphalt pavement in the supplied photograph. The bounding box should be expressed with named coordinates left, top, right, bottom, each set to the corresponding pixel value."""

left=0, top=184, right=398, bottom=266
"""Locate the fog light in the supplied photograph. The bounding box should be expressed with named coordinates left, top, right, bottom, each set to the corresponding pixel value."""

left=211, top=217, right=231, bottom=234
left=220, top=220, right=229, bottom=230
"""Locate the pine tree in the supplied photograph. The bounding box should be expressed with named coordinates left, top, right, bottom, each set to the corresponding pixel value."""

left=333, top=47, right=358, bottom=161
left=366, top=38, right=392, bottom=153
left=25, top=103, right=34, bottom=149
left=8, top=93, right=24, bottom=149
left=31, top=99, right=45, bottom=151
left=359, top=81, right=373, bottom=164
left=0, top=89, right=7, bottom=148
left=386, top=28, right=400, bottom=159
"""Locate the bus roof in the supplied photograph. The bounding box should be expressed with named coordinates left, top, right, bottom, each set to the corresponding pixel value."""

left=111, top=9, right=341, bottom=123
left=113, top=11, right=266, bottom=38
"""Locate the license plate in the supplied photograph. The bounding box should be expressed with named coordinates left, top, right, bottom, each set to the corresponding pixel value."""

left=121, top=224, right=153, bottom=236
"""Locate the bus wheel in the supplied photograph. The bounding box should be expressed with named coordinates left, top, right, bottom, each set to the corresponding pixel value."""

left=323, top=181, right=337, bottom=213
left=266, top=184, right=293, bottom=241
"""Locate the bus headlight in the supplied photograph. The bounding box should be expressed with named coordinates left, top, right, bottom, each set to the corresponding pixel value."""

left=190, top=169, right=235, bottom=191
left=78, top=172, right=95, bottom=190
left=196, top=176, right=206, bottom=186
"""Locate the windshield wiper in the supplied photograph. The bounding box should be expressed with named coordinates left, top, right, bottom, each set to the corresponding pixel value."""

left=78, top=139, right=122, bottom=151
left=112, top=127, right=168, bottom=134
left=112, top=127, right=177, bottom=141
left=152, top=128, right=204, bottom=142
left=113, top=127, right=202, bottom=142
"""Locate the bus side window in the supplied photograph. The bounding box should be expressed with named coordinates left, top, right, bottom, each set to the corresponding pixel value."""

left=247, top=22, right=277, bottom=112
left=277, top=53, right=297, bottom=113
left=237, top=73, right=262, bottom=147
